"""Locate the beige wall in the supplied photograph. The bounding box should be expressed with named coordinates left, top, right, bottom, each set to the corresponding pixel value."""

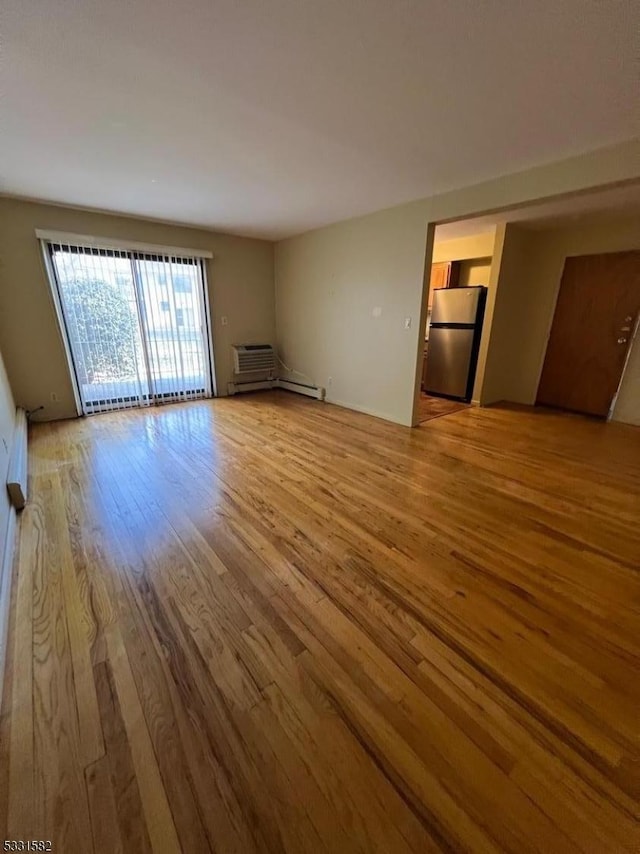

left=471, top=226, right=506, bottom=404
left=480, top=224, right=535, bottom=404
left=275, top=139, right=640, bottom=426
left=0, top=198, right=275, bottom=420
left=432, top=232, right=495, bottom=264
left=483, top=214, right=640, bottom=424
left=0, top=349, right=16, bottom=576
left=459, top=259, right=492, bottom=288
left=276, top=203, right=430, bottom=424
left=432, top=234, right=494, bottom=308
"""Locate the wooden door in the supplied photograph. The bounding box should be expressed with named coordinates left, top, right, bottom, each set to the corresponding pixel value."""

left=537, top=251, right=640, bottom=417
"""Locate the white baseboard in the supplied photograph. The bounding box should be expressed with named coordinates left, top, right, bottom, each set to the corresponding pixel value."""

left=7, top=408, right=27, bottom=510
left=276, top=379, right=325, bottom=400
left=0, top=507, right=17, bottom=712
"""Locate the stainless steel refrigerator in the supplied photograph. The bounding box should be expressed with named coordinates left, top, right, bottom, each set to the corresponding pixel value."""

left=425, top=286, right=487, bottom=402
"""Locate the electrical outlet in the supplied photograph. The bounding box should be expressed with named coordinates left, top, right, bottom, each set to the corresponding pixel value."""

left=327, top=376, right=333, bottom=386
left=50, top=392, right=58, bottom=402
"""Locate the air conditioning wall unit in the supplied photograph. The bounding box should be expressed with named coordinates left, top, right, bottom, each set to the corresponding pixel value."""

left=232, top=344, right=276, bottom=374
left=228, top=344, right=325, bottom=400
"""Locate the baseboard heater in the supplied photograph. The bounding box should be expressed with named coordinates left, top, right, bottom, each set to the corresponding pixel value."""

left=276, top=379, right=325, bottom=400
left=7, top=407, right=27, bottom=510
left=227, top=378, right=325, bottom=400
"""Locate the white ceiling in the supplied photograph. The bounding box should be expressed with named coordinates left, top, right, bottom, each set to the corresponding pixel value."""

left=2, top=0, right=638, bottom=239
left=434, top=182, right=640, bottom=241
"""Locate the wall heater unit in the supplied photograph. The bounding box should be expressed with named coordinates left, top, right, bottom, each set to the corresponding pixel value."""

left=232, top=344, right=276, bottom=374
left=229, top=344, right=324, bottom=399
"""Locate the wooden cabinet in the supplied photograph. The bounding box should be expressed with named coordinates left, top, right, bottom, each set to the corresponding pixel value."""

left=428, top=261, right=460, bottom=309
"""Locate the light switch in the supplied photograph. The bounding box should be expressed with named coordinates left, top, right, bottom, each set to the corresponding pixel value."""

left=404, top=317, right=412, bottom=329
left=372, top=306, right=382, bottom=318
left=221, top=316, right=228, bottom=326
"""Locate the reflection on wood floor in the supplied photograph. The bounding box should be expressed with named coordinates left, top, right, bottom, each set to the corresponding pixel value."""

left=417, top=392, right=468, bottom=422
left=1, top=391, right=639, bottom=852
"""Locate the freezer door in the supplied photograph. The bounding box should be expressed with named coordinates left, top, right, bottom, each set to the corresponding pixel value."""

left=425, top=327, right=475, bottom=399
left=431, top=287, right=481, bottom=325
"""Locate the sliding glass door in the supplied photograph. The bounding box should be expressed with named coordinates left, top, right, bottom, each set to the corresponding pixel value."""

left=47, top=242, right=213, bottom=415
left=134, top=255, right=211, bottom=403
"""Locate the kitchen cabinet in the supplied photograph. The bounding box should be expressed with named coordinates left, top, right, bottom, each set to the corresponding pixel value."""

left=428, top=261, right=460, bottom=309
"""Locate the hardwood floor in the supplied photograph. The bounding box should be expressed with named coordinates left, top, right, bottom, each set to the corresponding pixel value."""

left=417, top=393, right=468, bottom=423
left=1, top=391, right=639, bottom=853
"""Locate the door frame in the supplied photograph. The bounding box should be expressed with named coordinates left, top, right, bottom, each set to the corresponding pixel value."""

left=40, top=240, right=83, bottom=416
left=608, top=310, right=640, bottom=420
left=200, top=259, right=218, bottom=398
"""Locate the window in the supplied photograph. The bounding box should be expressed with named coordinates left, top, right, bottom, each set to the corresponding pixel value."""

left=173, top=274, right=192, bottom=293
left=44, top=240, right=214, bottom=414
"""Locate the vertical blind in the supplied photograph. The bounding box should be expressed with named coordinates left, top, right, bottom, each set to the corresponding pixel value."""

left=46, top=241, right=213, bottom=415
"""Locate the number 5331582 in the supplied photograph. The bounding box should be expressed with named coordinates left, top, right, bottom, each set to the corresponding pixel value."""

left=4, top=843, right=52, bottom=851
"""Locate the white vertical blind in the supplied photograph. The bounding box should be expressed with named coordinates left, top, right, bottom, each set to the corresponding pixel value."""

left=47, top=242, right=213, bottom=415
left=133, top=254, right=211, bottom=405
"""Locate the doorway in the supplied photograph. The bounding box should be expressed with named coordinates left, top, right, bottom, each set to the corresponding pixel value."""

left=46, top=242, right=214, bottom=415
left=418, top=251, right=491, bottom=423
left=537, top=251, right=640, bottom=417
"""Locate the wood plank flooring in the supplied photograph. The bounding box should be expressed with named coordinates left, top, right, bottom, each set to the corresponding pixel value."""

left=417, top=393, right=468, bottom=423
left=1, top=391, right=639, bottom=853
